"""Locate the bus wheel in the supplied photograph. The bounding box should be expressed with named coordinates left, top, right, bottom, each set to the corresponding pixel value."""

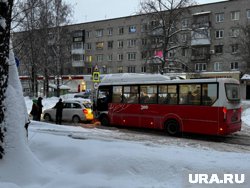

left=100, top=115, right=109, bottom=126
left=165, top=119, right=180, bottom=136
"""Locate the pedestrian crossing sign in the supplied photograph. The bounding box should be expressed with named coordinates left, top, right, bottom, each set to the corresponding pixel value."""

left=92, top=72, right=100, bottom=82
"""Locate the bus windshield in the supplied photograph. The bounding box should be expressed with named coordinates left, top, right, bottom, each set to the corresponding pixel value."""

left=225, top=83, right=240, bottom=102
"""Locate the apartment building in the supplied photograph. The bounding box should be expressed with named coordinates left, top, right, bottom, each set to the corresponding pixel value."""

left=61, top=0, right=249, bottom=75
left=16, top=0, right=250, bottom=98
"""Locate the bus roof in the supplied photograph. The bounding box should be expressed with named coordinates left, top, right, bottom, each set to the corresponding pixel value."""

left=99, top=73, right=239, bottom=86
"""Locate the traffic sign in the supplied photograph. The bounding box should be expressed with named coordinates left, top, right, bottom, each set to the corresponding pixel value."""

left=92, top=71, right=100, bottom=82
left=94, top=82, right=99, bottom=89
left=94, top=64, right=99, bottom=71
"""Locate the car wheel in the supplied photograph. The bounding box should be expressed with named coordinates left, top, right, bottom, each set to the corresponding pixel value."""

left=165, top=119, right=180, bottom=136
left=44, top=114, right=51, bottom=122
left=72, top=115, right=80, bottom=124
left=100, top=115, right=109, bottom=126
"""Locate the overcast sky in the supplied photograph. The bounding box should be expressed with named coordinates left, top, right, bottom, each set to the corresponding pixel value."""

left=66, top=0, right=227, bottom=24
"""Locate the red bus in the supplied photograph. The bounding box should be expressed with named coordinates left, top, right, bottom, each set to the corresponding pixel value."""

left=96, top=74, right=241, bottom=136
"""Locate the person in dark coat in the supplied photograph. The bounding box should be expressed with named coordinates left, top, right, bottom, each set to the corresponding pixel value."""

left=55, top=98, right=64, bottom=124
left=30, top=99, right=39, bottom=121
left=37, top=97, right=43, bottom=121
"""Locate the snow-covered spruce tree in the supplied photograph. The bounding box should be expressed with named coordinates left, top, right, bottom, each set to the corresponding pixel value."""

left=0, top=0, right=14, bottom=159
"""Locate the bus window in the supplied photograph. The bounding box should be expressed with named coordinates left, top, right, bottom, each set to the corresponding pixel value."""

left=225, top=83, right=240, bottom=102
left=202, top=84, right=217, bottom=105
left=124, top=86, right=139, bottom=104
left=140, top=85, right=157, bottom=104
left=179, top=84, right=201, bottom=105
left=158, top=85, right=177, bottom=104
left=112, top=86, right=122, bottom=103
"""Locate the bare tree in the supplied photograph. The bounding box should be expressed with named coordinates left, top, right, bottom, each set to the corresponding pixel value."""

left=13, top=0, right=72, bottom=97
left=0, top=0, right=14, bottom=158
left=140, top=0, right=194, bottom=74
left=239, top=25, right=250, bottom=73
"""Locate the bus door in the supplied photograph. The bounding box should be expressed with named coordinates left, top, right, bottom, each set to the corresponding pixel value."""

left=108, top=85, right=140, bottom=126
left=97, top=86, right=112, bottom=112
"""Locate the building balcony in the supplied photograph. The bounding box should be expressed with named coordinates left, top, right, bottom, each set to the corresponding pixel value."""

left=191, top=38, right=211, bottom=46
left=71, top=48, right=85, bottom=54
left=72, top=60, right=85, bottom=67
left=191, top=54, right=210, bottom=61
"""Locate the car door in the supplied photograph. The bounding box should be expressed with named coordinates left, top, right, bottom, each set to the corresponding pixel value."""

left=62, top=102, right=72, bottom=121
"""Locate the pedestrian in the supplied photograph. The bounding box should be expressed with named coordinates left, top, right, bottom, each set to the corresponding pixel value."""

left=30, top=99, right=39, bottom=121
left=55, top=98, right=64, bottom=124
left=37, top=97, right=43, bottom=121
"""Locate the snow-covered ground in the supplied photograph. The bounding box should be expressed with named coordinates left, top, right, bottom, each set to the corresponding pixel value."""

left=1, top=96, right=250, bottom=188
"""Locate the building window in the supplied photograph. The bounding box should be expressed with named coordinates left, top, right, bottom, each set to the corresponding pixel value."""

left=231, top=44, right=239, bottom=53
left=72, top=42, right=83, bottom=49
left=215, top=45, right=223, bottom=54
left=129, top=25, right=136, bottom=33
left=214, top=62, right=221, bottom=71
left=107, top=28, right=113, bottom=36
left=181, top=18, right=188, bottom=28
left=118, top=66, right=123, bottom=73
left=96, top=29, right=103, bottom=37
left=127, top=66, right=136, bottom=73
left=107, top=54, right=113, bottom=61
left=86, top=31, right=91, bottom=38
left=247, top=10, right=250, bottom=19
left=102, top=66, right=107, bottom=74
left=127, top=52, right=136, bottom=61
left=195, top=63, right=207, bottom=72
left=141, top=66, right=146, bottom=73
left=72, top=54, right=83, bottom=61
left=141, top=23, right=148, bottom=32
left=87, top=68, right=92, bottom=74
left=118, top=40, right=124, bottom=48
left=181, top=33, right=188, bottom=42
left=86, top=43, right=92, bottom=50
left=151, top=20, right=159, bottom=27
left=85, top=55, right=92, bottom=62
left=72, top=30, right=84, bottom=42
left=118, top=27, right=124, bottom=35
left=142, top=38, right=147, bottom=45
left=128, top=39, right=136, bottom=47
left=231, top=11, right=240, bottom=21
left=215, top=30, right=224, bottom=39
left=215, top=13, right=224, bottom=23
left=168, top=49, right=176, bottom=58
left=96, top=42, right=104, bottom=50
left=229, top=28, right=240, bottom=37
left=96, top=54, right=104, bottom=62
left=182, top=48, right=187, bottom=56
left=117, top=54, right=123, bottom=61
left=231, top=62, right=239, bottom=70
left=107, top=41, right=113, bottom=49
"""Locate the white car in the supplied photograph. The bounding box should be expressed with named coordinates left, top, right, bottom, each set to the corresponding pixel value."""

left=43, top=100, right=94, bottom=123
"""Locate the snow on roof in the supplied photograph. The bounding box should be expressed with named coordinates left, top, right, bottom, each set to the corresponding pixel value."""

left=49, top=84, right=70, bottom=90
left=241, top=74, right=250, bottom=80
left=100, top=73, right=171, bottom=85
